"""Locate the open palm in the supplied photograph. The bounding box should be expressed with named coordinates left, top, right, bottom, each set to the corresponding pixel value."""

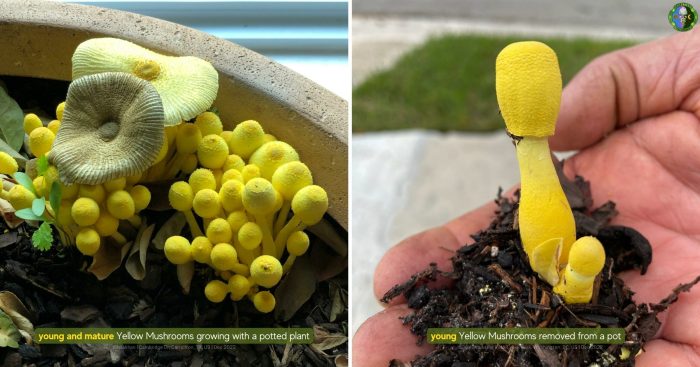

left=354, top=30, right=700, bottom=366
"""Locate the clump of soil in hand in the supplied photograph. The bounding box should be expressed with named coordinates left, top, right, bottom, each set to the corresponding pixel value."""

left=383, top=170, right=700, bottom=367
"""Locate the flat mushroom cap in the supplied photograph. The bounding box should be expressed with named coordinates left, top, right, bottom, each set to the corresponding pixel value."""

left=72, top=37, right=219, bottom=126
left=50, top=72, right=165, bottom=185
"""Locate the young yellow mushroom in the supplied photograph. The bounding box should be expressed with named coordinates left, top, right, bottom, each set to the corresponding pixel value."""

left=271, top=161, right=313, bottom=235
left=28, top=127, right=55, bottom=157
left=192, top=189, right=222, bottom=219
left=210, top=243, right=238, bottom=271
left=103, top=177, right=127, bottom=192
left=190, top=236, right=213, bottom=264
left=1, top=185, right=36, bottom=210
left=283, top=230, right=310, bottom=273
left=0, top=152, right=18, bottom=175
left=168, top=181, right=203, bottom=237
left=553, top=236, right=606, bottom=303
left=194, top=112, right=223, bottom=137
left=79, top=184, right=106, bottom=203
left=56, top=102, right=65, bottom=121
left=221, top=169, right=244, bottom=185
left=129, top=185, right=151, bottom=212
left=228, top=120, right=266, bottom=159
left=47, top=120, right=61, bottom=135
left=495, top=41, right=576, bottom=285
left=249, top=255, right=283, bottom=288
left=164, top=236, right=192, bottom=264
left=219, top=180, right=244, bottom=213
left=71, top=197, right=100, bottom=226
left=197, top=134, right=229, bottom=170
left=238, top=222, right=263, bottom=250
left=228, top=274, right=251, bottom=301
left=242, top=178, right=278, bottom=256
left=248, top=141, right=300, bottom=180
left=274, top=185, right=328, bottom=253
left=252, top=290, right=276, bottom=313
left=222, top=155, right=245, bottom=172
left=241, top=164, right=261, bottom=183
left=180, top=154, right=199, bottom=175
left=204, top=279, right=229, bottom=303
left=33, top=176, right=46, bottom=197
left=23, top=113, right=43, bottom=135
left=76, top=228, right=101, bottom=256
left=106, top=190, right=136, bottom=220
left=207, top=218, right=232, bottom=245
left=188, top=168, right=216, bottom=194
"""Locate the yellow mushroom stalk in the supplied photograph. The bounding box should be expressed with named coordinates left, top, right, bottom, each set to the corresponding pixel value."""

left=495, top=41, right=576, bottom=286
left=242, top=178, right=278, bottom=257
left=274, top=185, right=328, bottom=254
left=553, top=237, right=606, bottom=303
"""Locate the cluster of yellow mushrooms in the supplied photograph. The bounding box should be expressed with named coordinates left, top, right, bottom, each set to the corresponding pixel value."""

left=496, top=41, right=605, bottom=304
left=0, top=37, right=327, bottom=314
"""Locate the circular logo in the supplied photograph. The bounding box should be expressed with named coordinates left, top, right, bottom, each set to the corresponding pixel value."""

left=669, top=3, right=698, bottom=31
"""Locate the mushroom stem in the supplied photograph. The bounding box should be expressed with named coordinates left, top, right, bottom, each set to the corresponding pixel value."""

left=183, top=210, right=203, bottom=237
left=282, top=255, right=297, bottom=274
left=274, top=215, right=303, bottom=256
left=255, top=213, right=276, bottom=257
left=232, top=237, right=256, bottom=265
left=110, top=232, right=128, bottom=246
left=274, top=201, right=291, bottom=235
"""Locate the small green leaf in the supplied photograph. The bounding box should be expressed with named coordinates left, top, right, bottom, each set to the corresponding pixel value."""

left=36, top=155, right=49, bottom=177
left=31, top=198, right=45, bottom=217
left=0, top=87, right=25, bottom=152
left=49, top=181, right=62, bottom=220
left=32, top=222, right=53, bottom=251
left=0, top=309, right=20, bottom=348
left=12, top=172, right=35, bottom=195
left=14, top=208, right=43, bottom=221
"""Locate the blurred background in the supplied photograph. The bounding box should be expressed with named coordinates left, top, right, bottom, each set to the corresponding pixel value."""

left=352, top=0, right=679, bottom=335
left=64, top=0, right=349, bottom=100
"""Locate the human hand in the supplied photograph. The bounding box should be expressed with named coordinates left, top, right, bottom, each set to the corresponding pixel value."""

left=353, top=30, right=700, bottom=366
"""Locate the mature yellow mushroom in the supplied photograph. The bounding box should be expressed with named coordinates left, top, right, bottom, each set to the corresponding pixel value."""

left=1, top=185, right=36, bottom=210
left=495, top=41, right=576, bottom=286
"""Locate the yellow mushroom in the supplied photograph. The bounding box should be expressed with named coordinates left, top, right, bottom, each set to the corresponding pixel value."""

left=188, top=168, right=216, bottom=194
left=94, top=211, right=119, bottom=237
left=0, top=152, right=18, bottom=175
left=207, top=218, right=232, bottom=245
left=106, top=190, right=136, bottom=220
left=495, top=41, right=576, bottom=285
left=168, top=181, right=203, bottom=237
left=125, top=172, right=142, bottom=187
left=219, top=179, right=244, bottom=213
left=248, top=141, right=300, bottom=180
left=229, top=120, right=266, bottom=159
left=164, top=236, right=192, bottom=264
left=175, top=124, right=202, bottom=155
left=180, top=154, right=199, bottom=175
left=23, top=113, right=43, bottom=135
left=263, top=134, right=277, bottom=143
left=47, top=120, right=61, bottom=135
left=197, top=134, right=229, bottom=169
left=79, top=184, right=106, bottom=203
left=129, top=185, right=151, bottom=212
left=271, top=161, right=313, bottom=235
left=252, top=291, right=276, bottom=313
left=274, top=185, right=328, bottom=253
left=103, top=177, right=127, bottom=192
left=192, top=189, right=222, bottom=219
left=28, top=127, right=55, bottom=157
left=228, top=274, right=251, bottom=301
left=71, top=197, right=100, bottom=226
left=61, top=182, right=79, bottom=201
left=210, top=243, right=238, bottom=271
left=1, top=185, right=36, bottom=210
left=222, top=155, right=245, bottom=172
left=190, top=236, right=213, bottom=264
left=282, top=231, right=309, bottom=273
left=553, top=236, right=606, bottom=303
left=242, top=178, right=278, bottom=256
left=33, top=176, right=46, bottom=197
left=72, top=37, right=218, bottom=125
left=238, top=222, right=263, bottom=251
left=249, top=255, right=283, bottom=288
left=204, top=279, right=229, bottom=303
left=241, top=164, right=261, bottom=183
left=76, top=228, right=101, bottom=256
left=221, top=169, right=243, bottom=185
left=56, top=102, right=66, bottom=121
left=195, top=112, right=223, bottom=136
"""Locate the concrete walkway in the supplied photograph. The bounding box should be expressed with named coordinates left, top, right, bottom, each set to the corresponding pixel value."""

left=352, top=1, right=678, bottom=336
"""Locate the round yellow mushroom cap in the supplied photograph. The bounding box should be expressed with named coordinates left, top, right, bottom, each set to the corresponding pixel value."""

left=103, top=177, right=127, bottom=192
left=222, top=155, right=245, bottom=172
left=5, top=185, right=36, bottom=210
left=106, top=190, right=136, bottom=220
left=33, top=177, right=46, bottom=197
left=164, top=236, right=192, bottom=264
left=197, top=134, right=228, bottom=169
left=181, top=154, right=199, bottom=175
left=219, top=180, right=244, bottom=212
left=229, top=120, right=266, bottom=159
left=0, top=152, right=18, bottom=175
left=44, top=166, right=60, bottom=188
left=220, top=130, right=233, bottom=150
left=221, top=169, right=243, bottom=184
left=24, top=113, right=43, bottom=135
left=226, top=211, right=248, bottom=232
left=47, top=120, right=61, bottom=135
left=207, top=218, right=232, bottom=244
left=76, top=228, right=101, bottom=256
left=250, top=255, right=283, bottom=288
left=567, top=236, right=606, bottom=277
left=241, top=164, right=261, bottom=183
left=168, top=181, right=194, bottom=211
left=175, top=123, right=202, bottom=154
left=61, top=182, right=79, bottom=200
left=29, top=127, right=55, bottom=157
left=192, top=189, right=221, bottom=218
left=188, top=168, right=216, bottom=194
left=495, top=41, right=562, bottom=137
left=195, top=112, right=223, bottom=137
left=248, top=141, right=300, bottom=180
left=56, top=102, right=66, bottom=121
left=72, top=38, right=218, bottom=126
left=71, top=197, right=100, bottom=226
left=94, top=211, right=120, bottom=237
left=238, top=222, right=263, bottom=250
left=129, top=185, right=151, bottom=212
left=204, top=280, right=229, bottom=303
left=287, top=231, right=310, bottom=256
left=272, top=161, right=313, bottom=201
left=252, top=291, right=276, bottom=313
left=291, top=185, right=328, bottom=225
left=79, top=184, right=106, bottom=203
left=57, top=201, right=75, bottom=228
left=191, top=236, right=213, bottom=264
left=210, top=243, right=238, bottom=271
left=228, top=274, right=251, bottom=301
left=242, top=178, right=277, bottom=215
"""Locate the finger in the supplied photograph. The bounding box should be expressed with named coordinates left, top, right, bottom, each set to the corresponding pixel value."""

left=634, top=339, right=700, bottom=367
left=373, top=201, right=497, bottom=304
left=352, top=305, right=433, bottom=367
left=550, top=29, right=700, bottom=151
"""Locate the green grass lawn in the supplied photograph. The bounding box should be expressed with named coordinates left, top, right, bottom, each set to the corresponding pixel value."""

left=353, top=35, right=636, bottom=132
